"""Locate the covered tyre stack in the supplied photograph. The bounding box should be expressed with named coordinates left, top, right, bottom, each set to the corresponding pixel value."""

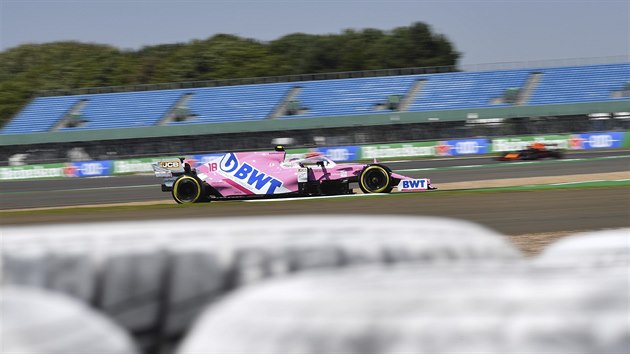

left=533, top=228, right=630, bottom=269
left=178, top=242, right=629, bottom=354
left=1, top=216, right=522, bottom=353
left=1, top=286, right=138, bottom=354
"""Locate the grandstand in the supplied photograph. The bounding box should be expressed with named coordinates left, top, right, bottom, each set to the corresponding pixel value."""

left=2, top=63, right=629, bottom=135
left=1, top=61, right=629, bottom=164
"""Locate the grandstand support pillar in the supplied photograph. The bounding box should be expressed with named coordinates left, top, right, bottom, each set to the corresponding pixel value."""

left=269, top=86, right=302, bottom=119
left=159, top=93, right=195, bottom=125
left=51, top=99, right=89, bottom=131
left=517, top=73, right=543, bottom=105
left=398, top=80, right=426, bottom=111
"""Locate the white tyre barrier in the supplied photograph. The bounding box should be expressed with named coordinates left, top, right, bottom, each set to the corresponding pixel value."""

left=534, top=228, right=630, bottom=269
left=1, top=216, right=521, bottom=352
left=178, top=262, right=629, bottom=354
left=1, top=286, right=138, bottom=354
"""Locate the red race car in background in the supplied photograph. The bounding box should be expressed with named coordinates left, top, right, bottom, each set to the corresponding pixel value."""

left=497, top=143, right=564, bottom=161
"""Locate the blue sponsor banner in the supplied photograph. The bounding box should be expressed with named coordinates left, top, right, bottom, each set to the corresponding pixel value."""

left=438, top=139, right=489, bottom=156
left=315, top=146, right=360, bottom=162
left=569, top=132, right=625, bottom=150
left=70, top=160, right=112, bottom=177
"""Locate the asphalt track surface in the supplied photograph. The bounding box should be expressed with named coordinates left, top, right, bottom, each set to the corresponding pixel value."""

left=0, top=150, right=628, bottom=235
left=1, top=150, right=628, bottom=210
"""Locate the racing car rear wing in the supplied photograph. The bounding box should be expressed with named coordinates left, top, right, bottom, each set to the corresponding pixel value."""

left=152, top=158, right=186, bottom=178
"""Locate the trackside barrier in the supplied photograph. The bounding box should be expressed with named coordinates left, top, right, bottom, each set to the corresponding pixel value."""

left=4, top=218, right=626, bottom=353
left=0, top=163, right=68, bottom=180
left=2, top=287, right=139, bottom=354
left=359, top=138, right=491, bottom=159
left=0, top=131, right=627, bottom=180
left=490, top=132, right=626, bottom=152
left=1, top=216, right=524, bottom=353
left=314, top=146, right=360, bottom=162
left=112, top=156, right=181, bottom=174
left=360, top=141, right=436, bottom=159
left=70, top=160, right=113, bottom=177
left=573, top=131, right=626, bottom=149
left=179, top=228, right=629, bottom=354
left=490, top=134, right=572, bottom=152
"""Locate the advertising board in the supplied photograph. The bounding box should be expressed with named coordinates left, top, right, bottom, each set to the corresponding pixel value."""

left=360, top=142, right=437, bottom=159
left=69, top=161, right=113, bottom=177
left=568, top=132, right=625, bottom=150
left=0, top=163, right=67, bottom=180
left=437, top=139, right=490, bottom=156
left=113, top=157, right=178, bottom=174
left=314, top=146, right=360, bottom=162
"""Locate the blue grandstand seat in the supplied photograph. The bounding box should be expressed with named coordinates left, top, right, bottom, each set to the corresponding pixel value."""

left=279, top=76, right=418, bottom=119
left=528, top=64, right=630, bottom=105
left=1, top=63, right=629, bottom=134
left=1, top=96, right=79, bottom=134
left=407, top=70, right=531, bottom=111
left=57, top=90, right=183, bottom=131
left=168, top=83, right=294, bottom=125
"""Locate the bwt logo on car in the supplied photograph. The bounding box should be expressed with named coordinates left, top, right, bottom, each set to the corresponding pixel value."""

left=402, top=179, right=427, bottom=189
left=398, top=178, right=430, bottom=191
left=220, top=153, right=283, bottom=194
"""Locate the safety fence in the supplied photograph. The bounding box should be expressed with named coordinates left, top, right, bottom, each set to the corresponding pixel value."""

left=1, top=130, right=627, bottom=181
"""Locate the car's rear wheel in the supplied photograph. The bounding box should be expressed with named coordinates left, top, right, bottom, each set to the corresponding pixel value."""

left=359, top=165, right=393, bottom=193
left=172, top=176, right=204, bottom=204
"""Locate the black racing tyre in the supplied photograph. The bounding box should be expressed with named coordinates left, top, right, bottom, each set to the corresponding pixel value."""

left=359, top=165, right=393, bottom=193
left=172, top=175, right=203, bottom=204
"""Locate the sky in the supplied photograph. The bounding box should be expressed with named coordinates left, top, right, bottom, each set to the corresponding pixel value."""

left=1, top=0, right=628, bottom=66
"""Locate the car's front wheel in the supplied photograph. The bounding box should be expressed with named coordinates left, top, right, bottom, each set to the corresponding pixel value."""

left=172, top=175, right=204, bottom=204
left=359, top=165, right=393, bottom=193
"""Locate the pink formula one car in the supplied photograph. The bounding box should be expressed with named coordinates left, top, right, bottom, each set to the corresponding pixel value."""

left=153, top=146, right=436, bottom=203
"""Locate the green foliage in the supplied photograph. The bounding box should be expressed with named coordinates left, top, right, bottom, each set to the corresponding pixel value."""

left=0, top=22, right=459, bottom=127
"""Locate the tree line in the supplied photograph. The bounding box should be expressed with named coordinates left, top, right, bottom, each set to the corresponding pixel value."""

left=0, top=22, right=459, bottom=127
